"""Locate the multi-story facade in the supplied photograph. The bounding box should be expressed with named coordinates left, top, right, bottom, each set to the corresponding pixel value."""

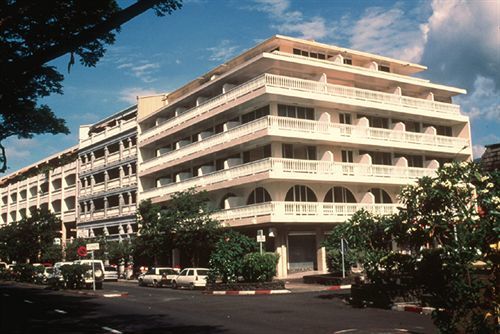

left=77, top=106, right=138, bottom=241
left=0, top=146, right=78, bottom=244
left=136, top=35, right=472, bottom=277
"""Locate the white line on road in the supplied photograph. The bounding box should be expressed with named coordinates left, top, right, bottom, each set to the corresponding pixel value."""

left=54, top=309, right=67, bottom=314
left=23, top=299, right=33, bottom=304
left=334, top=330, right=358, bottom=334
left=102, top=326, right=123, bottom=334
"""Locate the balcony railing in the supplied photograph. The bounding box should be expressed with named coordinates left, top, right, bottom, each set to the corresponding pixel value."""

left=140, top=73, right=461, bottom=142
left=212, top=201, right=399, bottom=223
left=79, top=204, right=136, bottom=222
left=80, top=175, right=137, bottom=197
left=141, top=115, right=468, bottom=174
left=141, top=158, right=436, bottom=201
left=80, top=118, right=137, bottom=147
left=80, top=147, right=137, bottom=173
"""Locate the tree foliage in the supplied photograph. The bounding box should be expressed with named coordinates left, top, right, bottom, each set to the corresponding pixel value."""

left=0, top=0, right=183, bottom=172
left=208, top=230, right=258, bottom=283
left=0, top=208, right=61, bottom=263
left=136, top=188, right=222, bottom=267
left=325, top=162, right=499, bottom=333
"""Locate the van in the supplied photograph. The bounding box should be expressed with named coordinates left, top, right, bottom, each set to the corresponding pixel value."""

left=73, top=259, right=105, bottom=289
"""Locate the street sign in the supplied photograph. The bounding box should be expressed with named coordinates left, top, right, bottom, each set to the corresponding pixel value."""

left=77, top=246, right=87, bottom=257
left=86, top=243, right=100, bottom=251
left=257, top=235, right=266, bottom=242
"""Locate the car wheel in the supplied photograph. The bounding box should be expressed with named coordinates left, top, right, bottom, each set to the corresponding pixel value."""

left=153, top=280, right=159, bottom=288
left=171, top=281, right=177, bottom=289
left=189, top=283, right=195, bottom=290
left=138, top=279, right=143, bottom=286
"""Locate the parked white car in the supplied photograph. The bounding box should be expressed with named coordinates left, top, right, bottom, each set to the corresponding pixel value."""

left=73, top=259, right=105, bottom=289
left=171, top=268, right=209, bottom=290
left=138, top=267, right=179, bottom=288
left=104, top=266, right=118, bottom=282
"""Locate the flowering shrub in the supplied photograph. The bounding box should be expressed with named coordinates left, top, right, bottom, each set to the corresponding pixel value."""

left=325, top=162, right=499, bottom=333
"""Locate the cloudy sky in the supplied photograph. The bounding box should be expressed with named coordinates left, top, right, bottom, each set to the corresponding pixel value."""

left=3, top=0, right=499, bottom=173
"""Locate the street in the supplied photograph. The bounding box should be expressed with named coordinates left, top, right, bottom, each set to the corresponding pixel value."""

left=0, top=281, right=436, bottom=333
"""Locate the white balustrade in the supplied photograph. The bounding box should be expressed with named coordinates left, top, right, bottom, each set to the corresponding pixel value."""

left=141, top=73, right=460, bottom=143
left=141, top=158, right=436, bottom=201
left=212, top=201, right=400, bottom=223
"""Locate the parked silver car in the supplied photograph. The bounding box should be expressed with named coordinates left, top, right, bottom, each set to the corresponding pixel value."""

left=171, top=268, right=209, bottom=290
left=138, top=267, right=179, bottom=288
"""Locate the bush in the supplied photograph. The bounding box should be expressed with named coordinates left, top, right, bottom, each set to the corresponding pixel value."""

left=208, top=231, right=257, bottom=283
left=13, top=264, right=39, bottom=283
left=60, top=264, right=90, bottom=289
left=241, top=252, right=279, bottom=283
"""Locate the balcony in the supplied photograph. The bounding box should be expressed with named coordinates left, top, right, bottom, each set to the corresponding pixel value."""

left=141, top=158, right=436, bottom=202
left=81, top=147, right=137, bottom=173
left=79, top=204, right=136, bottom=222
left=80, top=118, right=137, bottom=148
left=140, top=116, right=468, bottom=175
left=80, top=175, right=137, bottom=198
left=140, top=73, right=462, bottom=144
left=211, top=201, right=399, bottom=225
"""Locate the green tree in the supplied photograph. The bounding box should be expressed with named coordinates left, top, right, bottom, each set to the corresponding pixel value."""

left=208, top=230, right=258, bottom=283
left=0, top=0, right=183, bottom=172
left=136, top=199, right=176, bottom=265
left=0, top=208, right=62, bottom=263
left=326, top=162, right=499, bottom=333
left=167, top=189, right=221, bottom=267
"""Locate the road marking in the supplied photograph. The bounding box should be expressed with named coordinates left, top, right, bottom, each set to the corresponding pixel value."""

left=2, top=293, right=9, bottom=297
left=102, top=326, right=123, bottom=334
left=23, top=299, right=33, bottom=304
left=334, top=330, right=357, bottom=334
left=54, top=309, right=67, bottom=314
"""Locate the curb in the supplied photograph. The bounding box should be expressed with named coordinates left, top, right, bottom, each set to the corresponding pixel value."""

left=391, top=304, right=437, bottom=315
left=325, top=284, right=352, bottom=291
left=204, top=289, right=291, bottom=295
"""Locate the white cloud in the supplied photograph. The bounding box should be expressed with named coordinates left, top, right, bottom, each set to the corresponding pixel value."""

left=206, top=40, right=239, bottom=62
left=343, top=5, right=429, bottom=62
left=118, top=87, right=162, bottom=104
left=457, top=76, right=500, bottom=122
left=472, top=145, right=486, bottom=159
left=252, top=0, right=328, bottom=40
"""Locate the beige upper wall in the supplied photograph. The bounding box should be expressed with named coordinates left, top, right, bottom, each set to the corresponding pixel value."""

left=137, top=94, right=169, bottom=122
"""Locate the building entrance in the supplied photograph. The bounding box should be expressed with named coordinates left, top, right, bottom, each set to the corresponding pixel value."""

left=288, top=233, right=316, bottom=272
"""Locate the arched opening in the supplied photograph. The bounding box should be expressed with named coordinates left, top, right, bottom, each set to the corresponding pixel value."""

left=324, top=187, right=356, bottom=203
left=219, top=193, right=237, bottom=209
left=285, top=185, right=317, bottom=202
left=369, top=188, right=392, bottom=203
left=247, top=187, right=272, bottom=205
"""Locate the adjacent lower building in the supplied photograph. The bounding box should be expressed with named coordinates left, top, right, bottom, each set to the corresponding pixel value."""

left=0, top=146, right=78, bottom=244
left=136, top=35, right=472, bottom=277
left=77, top=106, right=138, bottom=241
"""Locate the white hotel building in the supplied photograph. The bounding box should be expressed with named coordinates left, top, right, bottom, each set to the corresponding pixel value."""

left=136, top=35, right=471, bottom=277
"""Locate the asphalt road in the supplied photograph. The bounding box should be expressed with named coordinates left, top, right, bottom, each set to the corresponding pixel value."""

left=0, top=281, right=437, bottom=334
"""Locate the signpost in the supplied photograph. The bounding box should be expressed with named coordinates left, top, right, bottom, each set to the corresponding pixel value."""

left=86, top=243, right=100, bottom=291
left=340, top=238, right=348, bottom=279
left=256, top=229, right=266, bottom=254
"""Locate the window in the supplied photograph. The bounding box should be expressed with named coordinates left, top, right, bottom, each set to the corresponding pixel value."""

left=379, top=64, right=390, bottom=72
left=247, top=187, right=272, bottom=205
left=339, top=113, right=352, bottom=125
left=306, top=146, right=317, bottom=160
left=424, top=124, right=453, bottom=137
left=395, top=153, right=423, bottom=168
left=278, top=104, right=314, bottom=120
left=241, top=105, right=270, bottom=124
left=360, top=150, right=392, bottom=165
left=292, top=48, right=326, bottom=60
left=282, top=144, right=294, bottom=159
left=285, top=185, right=317, bottom=202
left=341, top=150, right=354, bottom=163
left=370, top=188, right=392, bottom=203
left=324, top=187, right=356, bottom=203
left=343, top=58, right=352, bottom=65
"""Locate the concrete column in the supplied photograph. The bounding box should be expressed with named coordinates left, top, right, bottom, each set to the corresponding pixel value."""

left=119, top=166, right=124, bottom=187
left=119, top=140, right=124, bottom=159
left=274, top=228, right=288, bottom=278
left=104, top=170, right=109, bottom=191
left=90, top=175, right=95, bottom=192
left=315, top=228, right=328, bottom=273
left=104, top=197, right=108, bottom=216
left=90, top=200, right=95, bottom=219
left=127, top=164, right=133, bottom=182
left=118, top=193, right=124, bottom=214
left=104, top=146, right=109, bottom=164
left=90, top=152, right=95, bottom=169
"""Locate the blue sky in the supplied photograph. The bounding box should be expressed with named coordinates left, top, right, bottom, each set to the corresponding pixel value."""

left=4, top=0, right=499, bottom=173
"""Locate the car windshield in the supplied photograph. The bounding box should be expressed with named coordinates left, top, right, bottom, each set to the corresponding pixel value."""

left=197, top=270, right=209, bottom=275
left=159, top=269, right=176, bottom=275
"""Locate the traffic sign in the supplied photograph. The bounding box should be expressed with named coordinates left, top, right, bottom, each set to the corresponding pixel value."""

left=77, top=246, right=87, bottom=257
left=86, top=243, right=100, bottom=251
